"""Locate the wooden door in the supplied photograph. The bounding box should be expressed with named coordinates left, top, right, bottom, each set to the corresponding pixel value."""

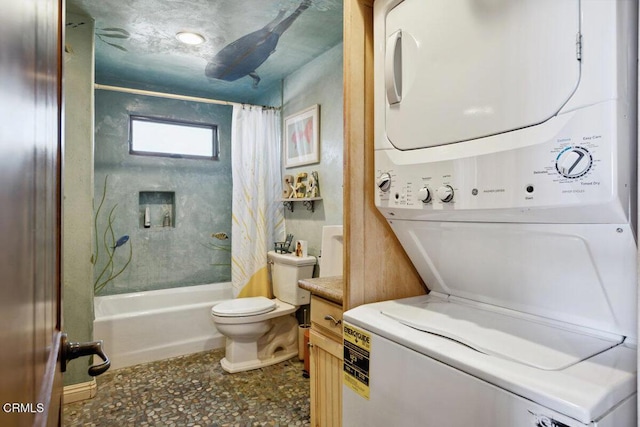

left=0, top=0, right=64, bottom=426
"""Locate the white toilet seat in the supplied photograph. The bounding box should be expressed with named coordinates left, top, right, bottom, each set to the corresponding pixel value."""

left=211, top=296, right=277, bottom=317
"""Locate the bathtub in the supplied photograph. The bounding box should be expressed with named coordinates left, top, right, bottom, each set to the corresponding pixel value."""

left=94, top=282, right=233, bottom=370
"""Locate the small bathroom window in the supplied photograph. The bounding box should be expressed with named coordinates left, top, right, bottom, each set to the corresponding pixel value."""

left=129, top=115, right=219, bottom=160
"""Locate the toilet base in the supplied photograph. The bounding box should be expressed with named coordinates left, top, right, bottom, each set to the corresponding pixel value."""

left=219, top=313, right=299, bottom=373
left=220, top=348, right=298, bottom=373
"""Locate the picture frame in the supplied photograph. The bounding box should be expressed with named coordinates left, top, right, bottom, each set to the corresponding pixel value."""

left=284, top=104, right=320, bottom=168
left=294, top=240, right=308, bottom=258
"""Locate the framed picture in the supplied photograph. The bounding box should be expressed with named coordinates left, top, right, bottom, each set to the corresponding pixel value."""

left=294, top=240, right=308, bottom=258
left=284, top=104, right=320, bottom=168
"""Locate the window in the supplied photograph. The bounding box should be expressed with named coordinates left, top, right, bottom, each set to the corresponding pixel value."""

left=129, top=115, right=219, bottom=159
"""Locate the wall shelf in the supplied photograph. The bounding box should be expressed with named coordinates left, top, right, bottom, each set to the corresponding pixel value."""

left=140, top=191, right=175, bottom=229
left=281, top=197, right=322, bottom=213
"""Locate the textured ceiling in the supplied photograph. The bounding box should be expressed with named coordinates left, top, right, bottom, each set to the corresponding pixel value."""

left=66, top=0, right=343, bottom=104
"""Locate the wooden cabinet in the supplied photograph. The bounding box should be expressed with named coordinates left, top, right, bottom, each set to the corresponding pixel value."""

left=309, top=295, right=343, bottom=427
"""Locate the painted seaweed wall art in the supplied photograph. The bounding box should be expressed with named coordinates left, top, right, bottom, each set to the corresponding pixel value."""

left=93, top=175, right=133, bottom=295
left=96, top=27, right=130, bottom=52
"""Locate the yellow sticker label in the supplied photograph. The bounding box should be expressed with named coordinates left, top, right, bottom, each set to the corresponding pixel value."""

left=343, top=323, right=371, bottom=400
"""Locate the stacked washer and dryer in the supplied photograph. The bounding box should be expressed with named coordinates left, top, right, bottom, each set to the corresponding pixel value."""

left=343, top=0, right=638, bottom=426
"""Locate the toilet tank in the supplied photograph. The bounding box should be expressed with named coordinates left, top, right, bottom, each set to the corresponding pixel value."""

left=319, top=225, right=343, bottom=277
left=268, top=251, right=315, bottom=305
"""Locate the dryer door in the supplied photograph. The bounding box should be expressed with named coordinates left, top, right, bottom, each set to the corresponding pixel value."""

left=383, top=0, right=580, bottom=150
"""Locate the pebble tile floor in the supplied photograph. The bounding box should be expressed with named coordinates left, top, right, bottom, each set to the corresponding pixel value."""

left=63, top=349, right=310, bottom=426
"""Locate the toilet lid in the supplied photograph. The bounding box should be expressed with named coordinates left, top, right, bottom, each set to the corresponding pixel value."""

left=211, top=296, right=277, bottom=317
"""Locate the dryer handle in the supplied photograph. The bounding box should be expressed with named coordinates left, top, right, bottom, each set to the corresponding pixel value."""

left=385, top=29, right=403, bottom=105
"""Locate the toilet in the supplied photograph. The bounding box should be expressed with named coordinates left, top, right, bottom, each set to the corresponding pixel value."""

left=211, top=250, right=316, bottom=373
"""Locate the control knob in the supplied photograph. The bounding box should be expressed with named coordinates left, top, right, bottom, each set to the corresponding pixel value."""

left=417, top=187, right=431, bottom=203
left=556, top=146, right=592, bottom=179
left=377, top=172, right=392, bottom=192
left=436, top=185, right=454, bottom=203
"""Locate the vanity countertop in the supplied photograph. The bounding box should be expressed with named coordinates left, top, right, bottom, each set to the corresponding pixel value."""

left=298, top=276, right=343, bottom=305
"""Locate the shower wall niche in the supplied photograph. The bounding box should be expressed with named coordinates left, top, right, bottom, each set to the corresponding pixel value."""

left=140, top=191, right=175, bottom=229
left=94, top=89, right=233, bottom=295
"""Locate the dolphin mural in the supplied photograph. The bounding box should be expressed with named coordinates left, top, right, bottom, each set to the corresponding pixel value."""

left=205, top=0, right=312, bottom=87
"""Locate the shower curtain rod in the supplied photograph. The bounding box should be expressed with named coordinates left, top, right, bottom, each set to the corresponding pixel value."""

left=94, top=84, right=280, bottom=110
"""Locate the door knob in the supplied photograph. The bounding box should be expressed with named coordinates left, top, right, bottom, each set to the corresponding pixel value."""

left=60, top=333, right=111, bottom=376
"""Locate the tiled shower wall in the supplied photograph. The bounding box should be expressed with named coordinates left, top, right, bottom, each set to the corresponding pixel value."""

left=94, top=90, right=233, bottom=295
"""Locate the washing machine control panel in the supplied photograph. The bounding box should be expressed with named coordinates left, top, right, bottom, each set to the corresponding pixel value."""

left=375, top=104, right=631, bottom=223
left=435, top=185, right=454, bottom=203
left=377, top=172, right=392, bottom=192
left=417, top=186, right=431, bottom=203
left=555, top=146, right=593, bottom=179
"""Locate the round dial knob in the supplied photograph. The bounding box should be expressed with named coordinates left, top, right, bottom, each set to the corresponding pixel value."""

left=436, top=185, right=454, bottom=203
left=556, top=146, right=592, bottom=179
left=417, top=187, right=431, bottom=203
left=377, top=172, right=392, bottom=192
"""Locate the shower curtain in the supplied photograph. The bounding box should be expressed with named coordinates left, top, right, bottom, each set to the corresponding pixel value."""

left=231, top=105, right=285, bottom=298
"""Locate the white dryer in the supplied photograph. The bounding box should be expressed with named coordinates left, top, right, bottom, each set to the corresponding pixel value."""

left=343, top=0, right=638, bottom=426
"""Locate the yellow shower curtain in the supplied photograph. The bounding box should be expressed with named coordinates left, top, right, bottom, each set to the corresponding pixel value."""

left=231, top=105, right=285, bottom=298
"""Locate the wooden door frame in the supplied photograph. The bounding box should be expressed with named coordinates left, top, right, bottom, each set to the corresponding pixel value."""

left=343, top=0, right=426, bottom=310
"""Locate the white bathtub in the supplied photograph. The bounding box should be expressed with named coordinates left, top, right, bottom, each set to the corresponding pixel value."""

left=94, top=282, right=233, bottom=370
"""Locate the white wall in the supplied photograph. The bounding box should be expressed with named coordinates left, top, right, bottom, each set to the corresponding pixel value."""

left=279, top=43, right=344, bottom=262
left=63, top=12, right=95, bottom=386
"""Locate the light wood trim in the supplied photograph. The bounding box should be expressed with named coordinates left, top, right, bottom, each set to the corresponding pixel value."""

left=62, top=379, right=97, bottom=404
left=343, top=0, right=368, bottom=310
left=343, top=0, right=427, bottom=310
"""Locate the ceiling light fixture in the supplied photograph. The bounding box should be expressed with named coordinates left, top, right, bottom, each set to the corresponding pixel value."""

left=176, top=31, right=205, bottom=45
